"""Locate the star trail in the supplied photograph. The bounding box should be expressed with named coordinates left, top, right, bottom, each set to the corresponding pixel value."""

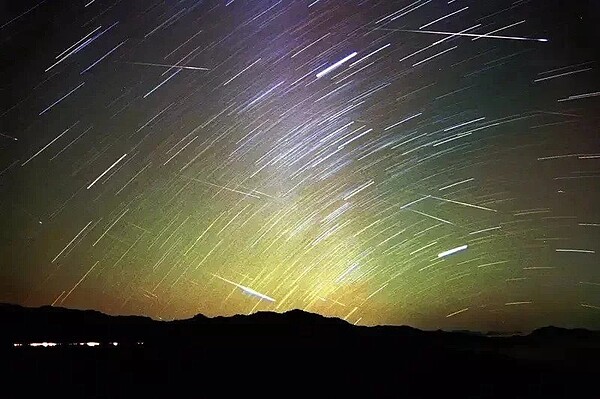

left=1, top=0, right=599, bottom=331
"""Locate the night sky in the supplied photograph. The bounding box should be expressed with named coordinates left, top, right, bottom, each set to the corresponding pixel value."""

left=1, top=0, right=599, bottom=332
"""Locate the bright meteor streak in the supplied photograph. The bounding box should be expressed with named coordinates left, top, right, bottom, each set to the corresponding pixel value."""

left=399, top=29, right=549, bottom=42
left=212, top=274, right=276, bottom=302
left=87, top=153, right=128, bottom=190
left=126, top=61, right=211, bottom=70
left=316, top=52, right=358, bottom=78
left=438, top=245, right=468, bottom=258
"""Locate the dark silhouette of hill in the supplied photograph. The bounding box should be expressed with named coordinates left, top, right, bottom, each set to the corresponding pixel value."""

left=2, top=304, right=599, bottom=398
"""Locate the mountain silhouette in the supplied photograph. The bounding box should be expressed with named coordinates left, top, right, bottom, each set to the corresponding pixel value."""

left=2, top=304, right=599, bottom=398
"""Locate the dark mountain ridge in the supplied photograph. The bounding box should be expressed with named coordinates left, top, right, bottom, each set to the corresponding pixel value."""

left=2, top=303, right=599, bottom=347
left=3, top=302, right=598, bottom=337
left=3, top=303, right=600, bottom=398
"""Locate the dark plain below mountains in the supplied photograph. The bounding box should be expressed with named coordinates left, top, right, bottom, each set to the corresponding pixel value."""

left=2, top=303, right=599, bottom=398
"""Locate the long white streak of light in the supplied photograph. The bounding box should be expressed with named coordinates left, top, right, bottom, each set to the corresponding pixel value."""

left=328, top=125, right=366, bottom=147
left=291, top=33, right=330, bottom=58
left=338, top=128, right=373, bottom=149
left=193, top=240, right=223, bottom=270
left=163, top=136, right=197, bottom=165
left=316, top=52, right=357, bottom=78
left=472, top=20, right=526, bottom=41
left=432, top=132, right=470, bottom=147
left=87, top=153, right=128, bottom=189
left=446, top=307, right=469, bottom=318
left=344, top=180, right=374, bottom=201
left=434, top=115, right=528, bottom=147
left=398, top=24, right=480, bottom=63
left=558, top=91, right=600, bottom=102
left=420, top=7, right=469, bottom=29
left=163, top=29, right=203, bottom=60
left=21, top=125, right=73, bottom=166
left=469, top=226, right=501, bottom=235
left=60, top=261, right=99, bottom=303
left=127, top=61, right=210, bottom=71
left=478, top=260, right=509, bottom=268
left=51, top=220, right=94, bottom=263
left=364, top=284, right=388, bottom=301
left=45, top=22, right=119, bottom=72
left=245, top=0, right=282, bottom=25
left=428, top=194, right=497, bottom=212
left=185, top=216, right=223, bottom=258
left=410, top=209, right=454, bottom=225
left=81, top=40, right=127, bottom=74
left=555, top=249, right=595, bottom=254
left=410, top=241, right=438, bottom=256
left=533, top=67, right=592, bottom=83
left=537, top=61, right=595, bottom=76
left=143, top=68, right=182, bottom=98
left=318, top=121, right=354, bottom=143
left=400, top=195, right=430, bottom=209
left=348, top=43, right=391, bottom=68
left=212, top=274, right=275, bottom=302
left=384, top=112, right=422, bottom=131
left=538, top=153, right=587, bottom=161
left=0, top=132, right=18, bottom=141
left=223, top=58, right=261, bottom=85
left=402, top=29, right=548, bottom=42
left=92, top=209, right=129, bottom=246
left=413, top=46, right=457, bottom=67
left=39, top=82, right=85, bottom=115
left=51, top=124, right=85, bottom=157
left=318, top=101, right=364, bottom=126
left=0, top=0, right=48, bottom=30
left=145, top=9, right=186, bottom=38
left=391, top=132, right=427, bottom=150
left=389, top=0, right=433, bottom=23
left=56, top=26, right=102, bottom=59
left=136, top=103, right=175, bottom=132
left=374, top=0, right=422, bottom=24
left=334, top=61, right=375, bottom=83
left=245, top=81, right=285, bottom=109
left=314, top=80, right=354, bottom=102
left=437, top=244, right=468, bottom=258
left=443, top=117, right=486, bottom=132
left=336, top=263, right=359, bottom=283
left=192, top=178, right=261, bottom=199
left=438, top=178, right=474, bottom=191
left=289, top=62, right=327, bottom=87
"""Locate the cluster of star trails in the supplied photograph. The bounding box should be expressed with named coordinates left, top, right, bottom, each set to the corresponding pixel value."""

left=0, top=0, right=598, bottom=331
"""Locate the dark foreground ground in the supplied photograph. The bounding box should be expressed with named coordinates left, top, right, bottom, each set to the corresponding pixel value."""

left=2, top=304, right=599, bottom=398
